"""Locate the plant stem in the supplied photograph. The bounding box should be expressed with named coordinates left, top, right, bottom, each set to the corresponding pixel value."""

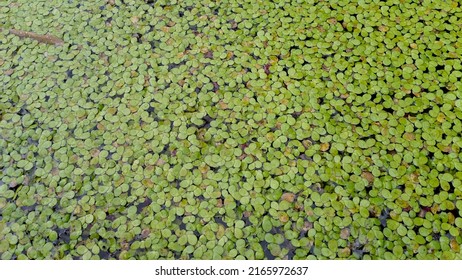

left=1, top=27, right=64, bottom=46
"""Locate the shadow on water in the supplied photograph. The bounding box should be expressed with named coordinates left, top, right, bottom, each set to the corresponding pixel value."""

left=259, top=240, right=275, bottom=260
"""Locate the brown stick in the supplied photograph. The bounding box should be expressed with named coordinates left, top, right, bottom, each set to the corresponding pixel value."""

left=2, top=28, right=64, bottom=46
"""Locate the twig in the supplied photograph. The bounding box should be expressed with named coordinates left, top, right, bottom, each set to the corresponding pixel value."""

left=2, top=28, right=64, bottom=46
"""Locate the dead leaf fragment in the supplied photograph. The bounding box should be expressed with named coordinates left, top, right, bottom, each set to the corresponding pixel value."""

left=279, top=212, right=289, bottom=223
left=281, top=192, right=296, bottom=203
left=320, top=142, right=330, bottom=152
left=340, top=227, right=350, bottom=239
left=361, top=171, right=375, bottom=184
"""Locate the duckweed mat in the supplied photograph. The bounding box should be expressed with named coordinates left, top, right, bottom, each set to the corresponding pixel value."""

left=1, top=0, right=462, bottom=259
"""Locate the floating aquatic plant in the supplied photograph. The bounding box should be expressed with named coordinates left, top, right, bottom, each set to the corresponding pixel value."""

left=1, top=0, right=462, bottom=260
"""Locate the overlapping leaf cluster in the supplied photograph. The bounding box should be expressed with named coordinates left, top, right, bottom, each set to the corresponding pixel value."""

left=1, top=0, right=462, bottom=259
